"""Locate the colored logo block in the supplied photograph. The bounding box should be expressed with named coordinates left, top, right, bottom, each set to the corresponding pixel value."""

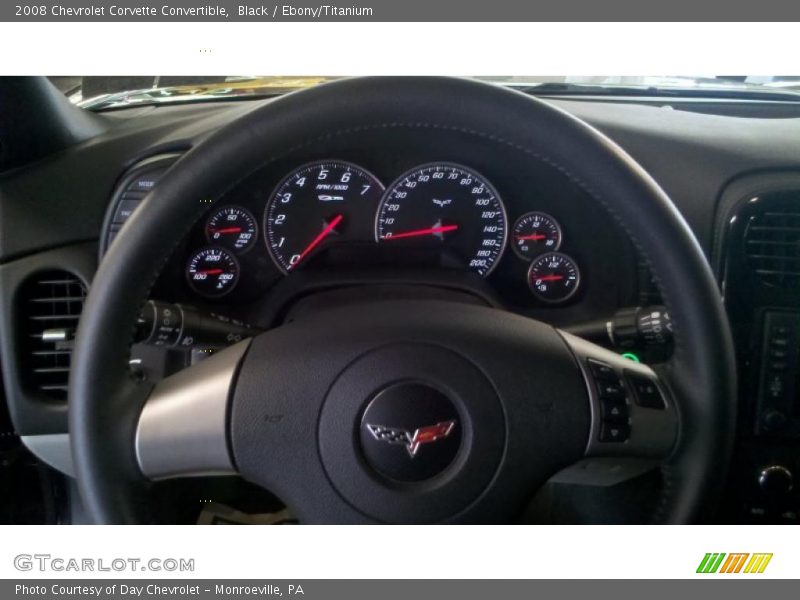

left=697, top=553, right=773, bottom=574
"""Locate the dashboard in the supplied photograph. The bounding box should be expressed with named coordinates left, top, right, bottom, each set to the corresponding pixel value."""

left=2, top=85, right=800, bottom=524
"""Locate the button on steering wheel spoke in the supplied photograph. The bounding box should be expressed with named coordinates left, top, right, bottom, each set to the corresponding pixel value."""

left=559, top=331, right=678, bottom=460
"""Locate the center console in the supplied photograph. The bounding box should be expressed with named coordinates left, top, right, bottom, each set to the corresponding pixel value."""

left=715, top=173, right=800, bottom=524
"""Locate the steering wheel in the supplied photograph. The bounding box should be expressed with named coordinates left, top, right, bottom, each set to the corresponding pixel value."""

left=69, top=77, right=736, bottom=524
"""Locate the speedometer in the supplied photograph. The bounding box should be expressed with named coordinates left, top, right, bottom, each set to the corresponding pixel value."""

left=375, top=163, right=507, bottom=276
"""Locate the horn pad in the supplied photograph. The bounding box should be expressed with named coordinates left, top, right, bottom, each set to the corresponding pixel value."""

left=319, top=343, right=505, bottom=523
left=360, top=382, right=462, bottom=483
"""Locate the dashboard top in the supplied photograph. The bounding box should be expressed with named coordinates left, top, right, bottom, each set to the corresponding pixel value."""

left=2, top=93, right=800, bottom=268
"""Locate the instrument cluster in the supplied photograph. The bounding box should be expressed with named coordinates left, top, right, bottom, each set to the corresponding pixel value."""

left=181, top=159, right=584, bottom=304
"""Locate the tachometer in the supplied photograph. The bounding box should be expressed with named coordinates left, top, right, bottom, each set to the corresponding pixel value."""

left=205, top=206, right=257, bottom=253
left=264, top=160, right=384, bottom=273
left=186, top=247, right=240, bottom=298
left=375, top=163, right=507, bottom=276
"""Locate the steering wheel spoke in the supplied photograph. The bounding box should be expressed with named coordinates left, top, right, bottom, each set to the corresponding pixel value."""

left=135, top=340, right=251, bottom=480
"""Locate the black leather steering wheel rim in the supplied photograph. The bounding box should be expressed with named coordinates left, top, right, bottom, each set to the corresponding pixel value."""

left=69, top=76, right=736, bottom=524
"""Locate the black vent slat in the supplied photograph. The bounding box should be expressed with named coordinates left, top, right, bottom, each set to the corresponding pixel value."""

left=19, top=270, right=86, bottom=400
left=748, top=226, right=800, bottom=233
left=755, top=269, right=800, bottom=276
left=749, top=254, right=800, bottom=262
left=30, top=296, right=86, bottom=303
left=746, top=240, right=798, bottom=246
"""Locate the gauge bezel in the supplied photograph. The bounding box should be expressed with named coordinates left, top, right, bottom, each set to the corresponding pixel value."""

left=185, top=245, right=241, bottom=299
left=264, top=159, right=385, bottom=274
left=374, top=161, right=509, bottom=277
left=204, top=205, right=259, bottom=254
left=526, top=251, right=581, bottom=304
left=511, top=211, right=563, bottom=261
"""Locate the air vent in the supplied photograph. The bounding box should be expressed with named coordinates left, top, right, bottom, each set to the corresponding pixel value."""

left=744, top=205, right=800, bottom=288
left=18, top=270, right=87, bottom=399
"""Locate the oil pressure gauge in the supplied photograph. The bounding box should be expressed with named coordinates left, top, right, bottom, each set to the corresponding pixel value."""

left=206, top=206, right=257, bottom=253
left=527, top=252, right=581, bottom=304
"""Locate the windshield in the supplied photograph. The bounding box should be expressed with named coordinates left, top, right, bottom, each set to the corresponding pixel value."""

left=47, top=75, right=800, bottom=110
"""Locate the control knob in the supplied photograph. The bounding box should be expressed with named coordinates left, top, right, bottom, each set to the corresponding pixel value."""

left=758, top=465, right=794, bottom=496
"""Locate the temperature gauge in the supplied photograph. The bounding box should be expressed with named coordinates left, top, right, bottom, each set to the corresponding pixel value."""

left=527, top=252, right=580, bottom=303
left=206, top=206, right=257, bottom=253
left=512, top=212, right=562, bottom=260
left=186, top=247, right=240, bottom=298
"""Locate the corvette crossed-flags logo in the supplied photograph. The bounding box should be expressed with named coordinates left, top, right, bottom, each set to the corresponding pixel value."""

left=366, top=421, right=456, bottom=457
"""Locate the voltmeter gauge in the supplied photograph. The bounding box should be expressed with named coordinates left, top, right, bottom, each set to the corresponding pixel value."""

left=186, top=247, right=240, bottom=298
left=527, top=252, right=581, bottom=304
left=511, top=211, right=562, bottom=260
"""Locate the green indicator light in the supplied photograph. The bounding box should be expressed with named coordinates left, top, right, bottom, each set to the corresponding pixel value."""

left=621, top=352, right=641, bottom=363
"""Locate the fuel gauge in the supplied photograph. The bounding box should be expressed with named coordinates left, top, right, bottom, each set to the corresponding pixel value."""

left=527, top=252, right=581, bottom=304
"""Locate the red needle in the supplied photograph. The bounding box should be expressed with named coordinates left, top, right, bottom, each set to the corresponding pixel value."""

left=197, top=268, right=223, bottom=276
left=516, top=233, right=546, bottom=241
left=536, top=274, right=564, bottom=282
left=288, top=214, right=343, bottom=270
left=211, top=227, right=242, bottom=235
left=383, top=224, right=459, bottom=240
